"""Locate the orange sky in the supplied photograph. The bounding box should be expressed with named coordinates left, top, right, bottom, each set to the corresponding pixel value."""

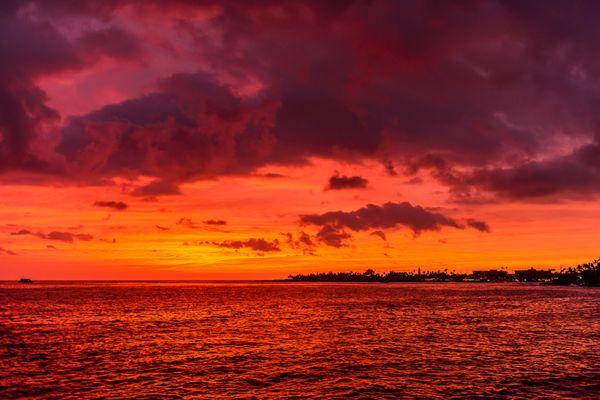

left=2, top=158, right=599, bottom=279
left=2, top=1, right=600, bottom=279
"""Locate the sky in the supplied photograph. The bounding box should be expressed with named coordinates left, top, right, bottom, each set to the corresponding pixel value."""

left=1, top=0, right=600, bottom=279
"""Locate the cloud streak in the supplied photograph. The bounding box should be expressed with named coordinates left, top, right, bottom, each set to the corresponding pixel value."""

left=10, top=229, right=93, bottom=243
left=202, top=238, right=280, bottom=252
left=204, top=219, right=227, bottom=226
left=0, top=246, right=17, bottom=256
left=94, top=201, right=128, bottom=211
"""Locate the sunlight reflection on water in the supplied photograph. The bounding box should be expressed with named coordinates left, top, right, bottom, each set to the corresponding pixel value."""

left=1, top=282, right=599, bottom=399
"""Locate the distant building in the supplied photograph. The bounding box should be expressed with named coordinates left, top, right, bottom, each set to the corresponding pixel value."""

left=471, top=270, right=510, bottom=282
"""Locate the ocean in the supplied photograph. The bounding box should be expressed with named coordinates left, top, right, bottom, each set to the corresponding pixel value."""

left=1, top=282, right=598, bottom=399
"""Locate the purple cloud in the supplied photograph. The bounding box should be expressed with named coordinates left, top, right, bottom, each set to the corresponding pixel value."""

left=1, top=0, right=599, bottom=206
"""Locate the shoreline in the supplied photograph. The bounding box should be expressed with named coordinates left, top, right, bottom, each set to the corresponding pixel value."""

left=1, top=279, right=595, bottom=287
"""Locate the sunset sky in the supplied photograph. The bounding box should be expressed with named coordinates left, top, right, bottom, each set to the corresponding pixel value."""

left=1, top=0, right=600, bottom=279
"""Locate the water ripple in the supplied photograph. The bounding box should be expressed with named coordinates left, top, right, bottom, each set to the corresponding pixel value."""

left=1, top=282, right=598, bottom=399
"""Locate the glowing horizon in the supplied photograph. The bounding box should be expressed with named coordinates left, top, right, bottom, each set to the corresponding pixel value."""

left=2, top=1, right=600, bottom=279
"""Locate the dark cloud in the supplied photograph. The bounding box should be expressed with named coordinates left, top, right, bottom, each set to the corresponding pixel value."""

left=300, top=201, right=470, bottom=235
left=299, top=201, right=489, bottom=246
left=370, top=230, right=387, bottom=241
left=176, top=217, right=198, bottom=228
left=384, top=161, right=398, bottom=176
left=203, top=219, right=227, bottom=226
left=298, top=231, right=314, bottom=247
left=1, top=0, right=600, bottom=204
left=466, top=218, right=490, bottom=232
left=315, top=225, right=352, bottom=248
left=325, top=173, right=368, bottom=190
left=155, top=225, right=169, bottom=231
left=405, top=177, right=423, bottom=185
left=131, top=180, right=181, bottom=197
left=203, top=238, right=280, bottom=252
left=57, top=72, right=277, bottom=182
left=0, top=83, right=59, bottom=173
left=256, top=172, right=287, bottom=179
left=410, top=142, right=600, bottom=201
left=10, top=229, right=32, bottom=236
left=47, top=231, right=93, bottom=242
left=10, top=229, right=93, bottom=242
left=466, top=147, right=600, bottom=200
left=176, top=217, right=230, bottom=232
left=77, top=26, right=142, bottom=61
left=0, top=4, right=142, bottom=175
left=45, top=231, right=73, bottom=242
left=94, top=201, right=128, bottom=210
left=284, top=231, right=315, bottom=251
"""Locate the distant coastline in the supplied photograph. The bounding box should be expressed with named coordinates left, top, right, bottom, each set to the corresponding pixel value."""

left=288, top=259, right=600, bottom=286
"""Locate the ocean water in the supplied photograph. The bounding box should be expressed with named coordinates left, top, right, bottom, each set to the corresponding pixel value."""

left=1, top=282, right=598, bottom=399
